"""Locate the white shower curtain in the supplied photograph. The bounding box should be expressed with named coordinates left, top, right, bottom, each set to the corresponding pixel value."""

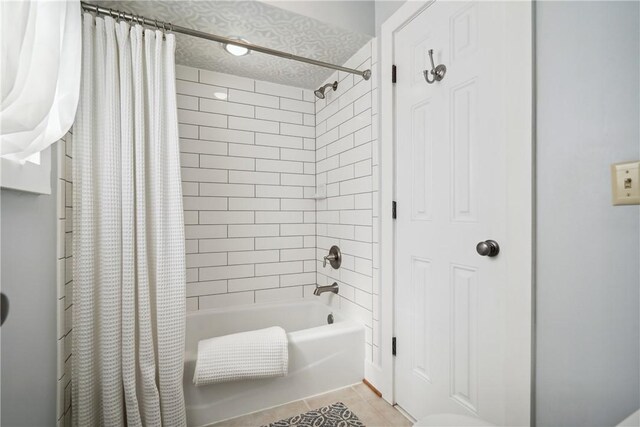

left=73, top=13, right=186, bottom=426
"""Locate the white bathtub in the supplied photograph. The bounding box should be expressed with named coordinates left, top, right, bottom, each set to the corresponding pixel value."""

left=183, top=300, right=365, bottom=426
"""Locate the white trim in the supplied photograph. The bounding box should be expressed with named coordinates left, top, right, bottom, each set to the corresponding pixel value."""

left=379, top=2, right=533, bottom=423
left=0, top=147, right=52, bottom=195
left=379, top=0, right=432, bottom=404
left=503, top=3, right=534, bottom=424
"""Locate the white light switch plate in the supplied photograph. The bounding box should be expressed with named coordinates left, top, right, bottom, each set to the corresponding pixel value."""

left=611, top=161, right=640, bottom=205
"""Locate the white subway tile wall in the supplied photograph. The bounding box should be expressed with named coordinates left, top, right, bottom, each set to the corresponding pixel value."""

left=56, top=133, right=73, bottom=427
left=315, top=40, right=381, bottom=367
left=176, top=65, right=317, bottom=309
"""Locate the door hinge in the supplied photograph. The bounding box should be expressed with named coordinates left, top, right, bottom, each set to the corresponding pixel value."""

left=392, top=65, right=397, bottom=83
left=392, top=201, right=397, bottom=219
left=392, top=337, right=397, bottom=356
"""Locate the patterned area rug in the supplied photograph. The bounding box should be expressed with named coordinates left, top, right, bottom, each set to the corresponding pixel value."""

left=263, top=402, right=365, bottom=427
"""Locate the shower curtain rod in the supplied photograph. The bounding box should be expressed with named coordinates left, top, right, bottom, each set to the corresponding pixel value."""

left=81, top=2, right=372, bottom=81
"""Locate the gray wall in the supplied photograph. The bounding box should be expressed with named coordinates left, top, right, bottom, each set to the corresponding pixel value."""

left=536, top=2, right=640, bottom=426
left=1, top=146, right=58, bottom=426
left=374, top=0, right=405, bottom=36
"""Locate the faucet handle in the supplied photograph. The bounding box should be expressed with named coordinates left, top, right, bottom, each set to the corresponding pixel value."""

left=323, top=246, right=342, bottom=269
left=323, top=253, right=335, bottom=268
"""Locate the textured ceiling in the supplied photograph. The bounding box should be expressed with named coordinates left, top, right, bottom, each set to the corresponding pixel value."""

left=93, top=1, right=372, bottom=89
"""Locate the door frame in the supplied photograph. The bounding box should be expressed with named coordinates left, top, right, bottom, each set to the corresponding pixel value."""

left=379, top=1, right=534, bottom=424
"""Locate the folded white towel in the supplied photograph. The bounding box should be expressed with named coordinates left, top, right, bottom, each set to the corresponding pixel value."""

left=193, top=326, right=289, bottom=386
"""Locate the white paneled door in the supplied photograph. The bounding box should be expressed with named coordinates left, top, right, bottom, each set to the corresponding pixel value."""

left=394, top=1, right=527, bottom=425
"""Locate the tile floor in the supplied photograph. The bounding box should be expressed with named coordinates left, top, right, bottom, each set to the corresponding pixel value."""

left=210, top=382, right=414, bottom=427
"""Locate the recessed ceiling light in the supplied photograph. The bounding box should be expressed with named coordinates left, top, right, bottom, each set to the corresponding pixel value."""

left=223, top=38, right=250, bottom=57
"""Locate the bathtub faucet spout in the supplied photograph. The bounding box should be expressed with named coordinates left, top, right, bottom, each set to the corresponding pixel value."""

left=313, top=282, right=339, bottom=296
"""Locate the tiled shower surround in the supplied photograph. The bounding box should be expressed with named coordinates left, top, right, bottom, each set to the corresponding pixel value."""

left=57, top=40, right=382, bottom=413
left=56, top=133, right=73, bottom=426
left=175, top=39, right=381, bottom=367
left=315, top=41, right=380, bottom=366
left=175, top=64, right=319, bottom=309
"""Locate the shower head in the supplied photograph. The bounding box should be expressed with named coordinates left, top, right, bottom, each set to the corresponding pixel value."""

left=314, top=81, right=338, bottom=99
